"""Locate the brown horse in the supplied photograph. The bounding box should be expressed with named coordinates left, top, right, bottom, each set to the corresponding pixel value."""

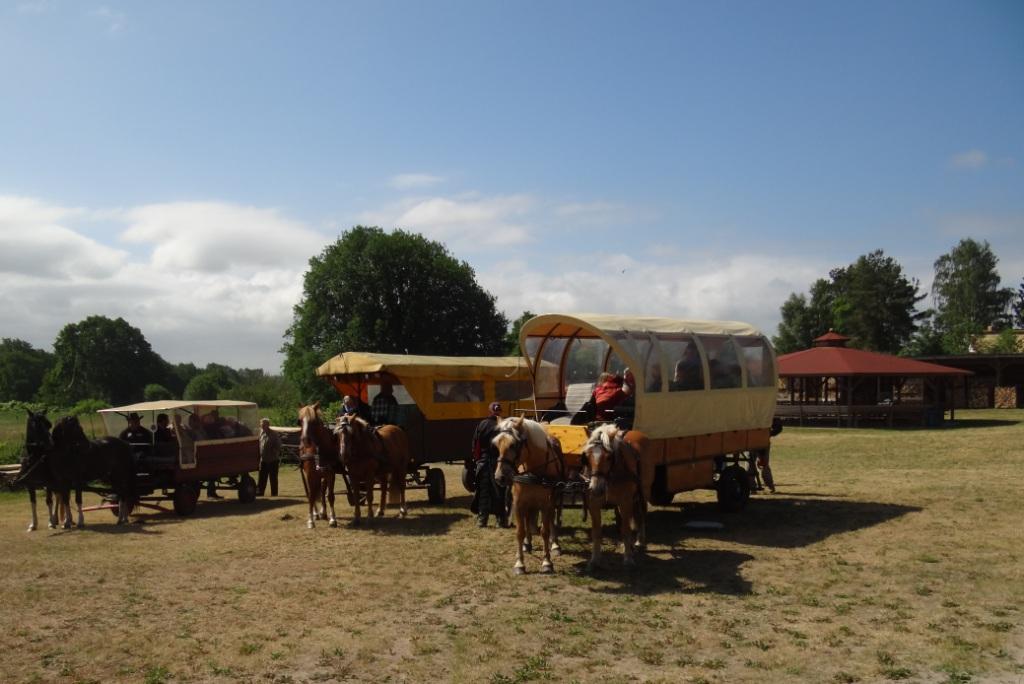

left=298, top=402, right=339, bottom=529
left=581, top=424, right=651, bottom=571
left=333, top=415, right=411, bottom=524
left=493, top=416, right=566, bottom=575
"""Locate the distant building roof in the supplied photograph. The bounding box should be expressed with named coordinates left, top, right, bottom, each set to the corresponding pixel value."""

left=778, top=337, right=972, bottom=378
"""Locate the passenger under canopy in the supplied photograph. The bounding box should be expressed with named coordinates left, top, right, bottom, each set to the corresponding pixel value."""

left=519, top=313, right=777, bottom=440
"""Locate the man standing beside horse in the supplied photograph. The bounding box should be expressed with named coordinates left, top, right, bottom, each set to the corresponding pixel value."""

left=258, top=418, right=282, bottom=496
left=470, top=402, right=509, bottom=528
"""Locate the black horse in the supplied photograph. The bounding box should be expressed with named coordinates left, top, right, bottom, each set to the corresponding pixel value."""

left=49, top=415, right=137, bottom=527
left=17, top=410, right=60, bottom=531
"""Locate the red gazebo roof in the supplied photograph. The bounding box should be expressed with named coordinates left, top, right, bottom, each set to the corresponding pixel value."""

left=778, top=346, right=972, bottom=378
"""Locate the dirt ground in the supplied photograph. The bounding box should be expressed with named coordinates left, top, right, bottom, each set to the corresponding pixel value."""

left=1, top=409, right=1022, bottom=683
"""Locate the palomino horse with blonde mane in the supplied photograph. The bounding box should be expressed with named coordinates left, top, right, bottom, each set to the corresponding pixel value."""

left=298, top=402, right=339, bottom=528
left=333, top=414, right=411, bottom=524
left=581, top=424, right=651, bottom=571
left=493, top=416, right=566, bottom=575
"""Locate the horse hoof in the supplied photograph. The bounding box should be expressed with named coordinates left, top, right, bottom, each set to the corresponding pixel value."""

left=27, top=524, right=36, bottom=532
left=307, top=521, right=315, bottom=529
left=540, top=563, right=554, bottom=575
left=329, top=519, right=338, bottom=528
left=513, top=566, right=526, bottom=576
left=523, top=542, right=533, bottom=554
left=48, top=523, right=56, bottom=530
left=552, top=545, right=562, bottom=557
left=399, top=508, right=408, bottom=518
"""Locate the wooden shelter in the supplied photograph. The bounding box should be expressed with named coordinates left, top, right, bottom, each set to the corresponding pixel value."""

left=776, top=331, right=971, bottom=427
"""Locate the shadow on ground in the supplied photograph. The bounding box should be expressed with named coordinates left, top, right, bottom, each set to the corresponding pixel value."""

left=543, top=495, right=920, bottom=596
left=340, top=512, right=467, bottom=536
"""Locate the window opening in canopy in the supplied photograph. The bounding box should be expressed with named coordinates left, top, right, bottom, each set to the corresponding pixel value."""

left=699, top=335, right=743, bottom=389
left=736, top=336, right=774, bottom=387
left=535, top=336, right=568, bottom=397
left=563, top=336, right=609, bottom=387
left=659, top=334, right=705, bottom=392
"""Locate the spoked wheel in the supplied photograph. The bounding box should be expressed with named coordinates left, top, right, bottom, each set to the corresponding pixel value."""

left=237, top=474, right=257, bottom=504
left=426, top=468, right=446, bottom=504
left=716, top=465, right=750, bottom=513
left=109, top=497, right=136, bottom=518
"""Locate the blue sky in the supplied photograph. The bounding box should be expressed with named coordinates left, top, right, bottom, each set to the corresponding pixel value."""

left=1, top=1, right=1021, bottom=371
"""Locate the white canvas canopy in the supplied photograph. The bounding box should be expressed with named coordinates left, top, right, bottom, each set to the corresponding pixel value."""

left=519, top=313, right=778, bottom=439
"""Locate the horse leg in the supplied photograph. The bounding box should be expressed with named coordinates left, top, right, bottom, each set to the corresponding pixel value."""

left=539, top=502, right=555, bottom=574
left=327, top=473, right=338, bottom=528
left=75, top=487, right=85, bottom=528
left=634, top=492, right=647, bottom=551
left=46, top=488, right=57, bottom=529
left=586, top=494, right=603, bottom=572
left=27, top=488, right=38, bottom=532
left=365, top=479, right=375, bottom=523
left=620, top=495, right=635, bottom=568
left=376, top=473, right=388, bottom=518
left=397, top=472, right=408, bottom=517
left=550, top=491, right=562, bottom=556
left=307, top=471, right=318, bottom=529
left=513, top=489, right=527, bottom=575
left=61, top=489, right=72, bottom=529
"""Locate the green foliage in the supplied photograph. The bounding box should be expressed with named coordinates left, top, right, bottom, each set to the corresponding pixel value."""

left=217, top=374, right=300, bottom=409
left=70, top=398, right=107, bottom=416
left=987, top=328, right=1021, bottom=354
left=900, top=316, right=945, bottom=356
left=183, top=372, right=229, bottom=400
left=1013, top=278, right=1024, bottom=328
left=932, top=238, right=1013, bottom=353
left=504, top=311, right=536, bottom=355
left=167, top=362, right=200, bottom=398
left=282, top=226, right=508, bottom=403
left=38, top=316, right=169, bottom=405
left=0, top=338, right=53, bottom=402
left=774, top=251, right=923, bottom=354
left=143, top=383, right=175, bottom=401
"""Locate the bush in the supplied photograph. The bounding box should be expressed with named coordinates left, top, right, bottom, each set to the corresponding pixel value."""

left=144, top=383, right=175, bottom=401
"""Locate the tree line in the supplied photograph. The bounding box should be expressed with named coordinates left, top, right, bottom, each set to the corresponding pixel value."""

left=772, top=238, right=1023, bottom=355
left=3, top=231, right=1020, bottom=409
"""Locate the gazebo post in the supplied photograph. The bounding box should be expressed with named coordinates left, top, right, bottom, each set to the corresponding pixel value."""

left=846, top=375, right=854, bottom=427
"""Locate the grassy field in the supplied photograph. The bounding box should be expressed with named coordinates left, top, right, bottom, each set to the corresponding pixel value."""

left=1, top=409, right=1022, bottom=683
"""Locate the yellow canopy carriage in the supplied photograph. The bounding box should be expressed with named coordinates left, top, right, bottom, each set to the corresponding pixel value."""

left=316, top=352, right=533, bottom=502
left=518, top=313, right=778, bottom=509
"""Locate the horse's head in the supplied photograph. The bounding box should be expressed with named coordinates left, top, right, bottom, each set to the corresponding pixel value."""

left=17, top=410, right=53, bottom=485
left=333, top=413, right=370, bottom=461
left=492, top=416, right=528, bottom=487
left=52, top=415, right=90, bottom=453
left=582, top=424, right=623, bottom=496
left=298, top=401, right=322, bottom=450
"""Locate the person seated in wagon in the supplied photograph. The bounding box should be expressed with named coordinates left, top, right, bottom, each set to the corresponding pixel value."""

left=119, top=412, right=152, bottom=449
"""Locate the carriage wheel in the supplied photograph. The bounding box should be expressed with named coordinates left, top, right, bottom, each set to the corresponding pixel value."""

left=461, top=465, right=476, bottom=493
left=426, top=468, right=446, bottom=505
left=109, top=497, right=136, bottom=518
left=173, top=485, right=198, bottom=516
left=237, top=474, right=257, bottom=504
left=716, top=465, right=750, bottom=513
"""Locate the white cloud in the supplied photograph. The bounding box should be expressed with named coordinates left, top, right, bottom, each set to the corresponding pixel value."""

left=359, top=193, right=535, bottom=249
left=389, top=173, right=445, bottom=190
left=0, top=196, right=326, bottom=371
left=120, top=201, right=326, bottom=274
left=17, top=0, right=54, bottom=14
left=949, top=149, right=988, bottom=170
left=479, top=251, right=826, bottom=338
left=90, top=5, right=126, bottom=33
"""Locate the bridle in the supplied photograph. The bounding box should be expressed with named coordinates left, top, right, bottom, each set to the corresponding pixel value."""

left=496, top=427, right=526, bottom=472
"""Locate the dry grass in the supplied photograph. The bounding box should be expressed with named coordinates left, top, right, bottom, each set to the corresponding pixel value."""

left=1, top=409, right=1022, bottom=683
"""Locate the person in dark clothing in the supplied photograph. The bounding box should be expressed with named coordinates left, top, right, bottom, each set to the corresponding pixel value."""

left=257, top=418, right=282, bottom=496
left=342, top=395, right=372, bottom=423
left=119, top=412, right=153, bottom=445
left=154, top=413, right=174, bottom=443
left=470, top=402, right=509, bottom=528
left=371, top=383, right=399, bottom=425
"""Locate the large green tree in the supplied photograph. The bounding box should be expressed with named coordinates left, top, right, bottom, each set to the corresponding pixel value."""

left=1012, top=277, right=1024, bottom=328
left=504, top=311, right=537, bottom=355
left=39, top=316, right=168, bottom=405
left=773, top=250, right=923, bottom=354
left=0, top=338, right=54, bottom=401
left=932, top=238, right=1013, bottom=353
left=283, top=227, right=509, bottom=402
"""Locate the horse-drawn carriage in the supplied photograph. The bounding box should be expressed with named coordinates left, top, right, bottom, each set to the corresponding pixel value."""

left=315, top=352, right=533, bottom=504
left=96, top=400, right=261, bottom=516
left=517, top=313, right=778, bottom=511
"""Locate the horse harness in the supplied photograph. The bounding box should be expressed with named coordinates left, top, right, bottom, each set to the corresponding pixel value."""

left=497, top=427, right=578, bottom=490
